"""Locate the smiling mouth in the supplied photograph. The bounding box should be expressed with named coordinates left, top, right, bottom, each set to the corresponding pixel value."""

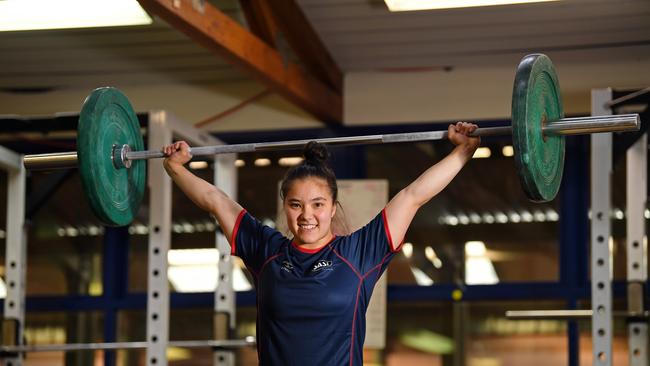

left=299, top=224, right=317, bottom=230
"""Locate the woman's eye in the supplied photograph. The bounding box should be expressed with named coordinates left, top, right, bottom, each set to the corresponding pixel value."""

left=290, top=203, right=300, bottom=208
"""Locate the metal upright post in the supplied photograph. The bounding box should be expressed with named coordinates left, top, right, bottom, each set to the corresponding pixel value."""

left=102, top=226, right=130, bottom=366
left=1, top=146, right=26, bottom=366
left=146, top=111, right=174, bottom=366
left=591, top=89, right=613, bottom=366
left=213, top=154, right=237, bottom=366
left=560, top=136, right=590, bottom=366
left=145, top=111, right=227, bottom=366
left=626, top=131, right=647, bottom=366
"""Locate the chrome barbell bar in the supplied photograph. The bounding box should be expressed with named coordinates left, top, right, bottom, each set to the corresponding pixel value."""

left=22, top=114, right=641, bottom=170
left=0, top=337, right=255, bottom=354
left=506, top=309, right=649, bottom=320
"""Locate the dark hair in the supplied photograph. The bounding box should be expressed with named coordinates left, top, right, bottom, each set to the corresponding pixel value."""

left=280, top=141, right=338, bottom=202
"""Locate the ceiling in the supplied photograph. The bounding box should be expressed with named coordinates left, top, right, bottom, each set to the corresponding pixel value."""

left=0, top=0, right=648, bottom=92
left=299, top=0, right=650, bottom=70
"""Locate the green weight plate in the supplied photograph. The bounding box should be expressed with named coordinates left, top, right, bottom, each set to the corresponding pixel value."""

left=511, top=54, right=565, bottom=202
left=77, top=87, right=145, bottom=226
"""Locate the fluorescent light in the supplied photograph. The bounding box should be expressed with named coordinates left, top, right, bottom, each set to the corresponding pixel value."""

left=472, top=147, right=491, bottom=159
left=446, top=215, right=459, bottom=226
left=0, top=278, right=6, bottom=299
left=465, top=241, right=487, bottom=257
left=205, top=221, right=216, bottom=231
left=189, top=161, right=209, bottom=170
left=465, top=257, right=499, bottom=284
left=508, top=211, right=521, bottom=223
left=134, top=224, right=148, bottom=235
left=520, top=210, right=534, bottom=222
left=482, top=213, right=495, bottom=224
left=254, top=158, right=271, bottom=167
left=168, top=248, right=219, bottom=266
left=425, top=246, right=442, bottom=268
left=0, top=0, right=152, bottom=32
left=168, top=249, right=252, bottom=292
left=385, top=0, right=559, bottom=12
left=546, top=209, right=559, bottom=222
left=425, top=246, right=436, bottom=261
left=65, top=226, right=79, bottom=237
left=533, top=210, right=546, bottom=222
left=502, top=145, right=514, bottom=157
left=614, top=208, right=624, bottom=220
left=464, top=241, right=499, bottom=284
left=235, top=159, right=245, bottom=167
left=169, top=265, right=218, bottom=292
left=233, top=262, right=253, bottom=291
left=278, top=157, right=304, bottom=167
left=88, top=225, right=101, bottom=235
left=402, top=242, right=413, bottom=258
left=410, top=266, right=434, bottom=286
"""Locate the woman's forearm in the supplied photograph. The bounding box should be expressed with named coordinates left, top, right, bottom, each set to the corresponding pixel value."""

left=402, top=144, right=475, bottom=207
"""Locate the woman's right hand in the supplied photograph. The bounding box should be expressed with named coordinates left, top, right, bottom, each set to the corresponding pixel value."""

left=162, top=141, right=193, bottom=167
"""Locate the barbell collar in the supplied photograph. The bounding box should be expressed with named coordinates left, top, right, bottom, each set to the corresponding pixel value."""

left=23, top=151, right=78, bottom=170
left=21, top=113, right=640, bottom=170
left=542, top=114, right=641, bottom=135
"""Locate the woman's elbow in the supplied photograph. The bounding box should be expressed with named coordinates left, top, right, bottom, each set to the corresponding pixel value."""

left=399, top=187, right=428, bottom=210
left=201, top=188, right=222, bottom=212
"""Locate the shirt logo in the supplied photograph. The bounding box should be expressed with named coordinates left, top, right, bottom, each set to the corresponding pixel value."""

left=311, top=260, right=333, bottom=273
left=281, top=260, right=294, bottom=272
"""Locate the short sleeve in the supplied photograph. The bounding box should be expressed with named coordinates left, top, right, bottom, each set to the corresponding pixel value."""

left=230, top=210, right=287, bottom=272
left=336, top=208, right=402, bottom=276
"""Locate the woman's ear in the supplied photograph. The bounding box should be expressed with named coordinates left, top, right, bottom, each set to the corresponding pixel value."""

left=331, top=201, right=337, bottom=218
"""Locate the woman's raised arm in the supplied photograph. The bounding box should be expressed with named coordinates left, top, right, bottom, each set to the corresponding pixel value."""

left=384, top=122, right=480, bottom=247
left=163, top=141, right=243, bottom=243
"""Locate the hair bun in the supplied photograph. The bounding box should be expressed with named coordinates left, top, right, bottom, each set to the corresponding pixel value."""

left=303, top=141, right=329, bottom=165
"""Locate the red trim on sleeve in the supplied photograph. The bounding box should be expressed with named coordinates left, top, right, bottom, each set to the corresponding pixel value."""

left=230, top=209, right=247, bottom=255
left=381, top=209, right=403, bottom=252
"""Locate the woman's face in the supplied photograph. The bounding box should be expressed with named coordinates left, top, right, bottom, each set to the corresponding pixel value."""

left=283, top=177, right=336, bottom=249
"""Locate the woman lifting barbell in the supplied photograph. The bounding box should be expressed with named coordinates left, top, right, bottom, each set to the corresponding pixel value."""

left=161, top=121, right=480, bottom=366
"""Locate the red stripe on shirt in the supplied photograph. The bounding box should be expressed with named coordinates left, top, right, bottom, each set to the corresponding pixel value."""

left=230, top=209, right=247, bottom=255
left=382, top=209, right=403, bottom=252
left=349, top=281, right=362, bottom=366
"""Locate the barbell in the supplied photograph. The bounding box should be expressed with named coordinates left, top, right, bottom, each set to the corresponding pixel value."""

left=0, top=338, right=255, bottom=354
left=21, top=54, right=641, bottom=227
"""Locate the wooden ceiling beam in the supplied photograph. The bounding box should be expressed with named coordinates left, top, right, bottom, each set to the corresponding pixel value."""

left=266, top=0, right=343, bottom=93
left=239, top=0, right=280, bottom=48
left=137, top=0, right=342, bottom=124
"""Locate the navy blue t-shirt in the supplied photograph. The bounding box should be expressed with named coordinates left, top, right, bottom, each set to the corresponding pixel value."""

left=231, top=209, right=401, bottom=366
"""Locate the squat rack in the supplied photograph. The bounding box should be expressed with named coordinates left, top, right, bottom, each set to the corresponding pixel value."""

left=0, top=111, right=248, bottom=366
left=507, top=87, right=650, bottom=366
